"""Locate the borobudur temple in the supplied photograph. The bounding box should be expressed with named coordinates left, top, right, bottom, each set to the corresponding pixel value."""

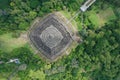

left=28, top=12, right=80, bottom=61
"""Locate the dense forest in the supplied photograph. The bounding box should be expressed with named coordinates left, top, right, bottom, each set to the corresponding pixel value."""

left=0, top=0, right=120, bottom=80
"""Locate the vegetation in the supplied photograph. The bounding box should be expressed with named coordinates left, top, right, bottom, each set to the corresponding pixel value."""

left=0, top=0, right=120, bottom=80
left=0, top=33, right=27, bottom=52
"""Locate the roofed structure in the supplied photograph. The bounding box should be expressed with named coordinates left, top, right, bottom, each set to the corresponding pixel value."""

left=80, top=0, right=96, bottom=12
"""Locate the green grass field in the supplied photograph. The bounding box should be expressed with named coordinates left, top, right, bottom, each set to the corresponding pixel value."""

left=88, top=7, right=116, bottom=28
left=0, top=73, right=21, bottom=80
left=98, top=7, right=116, bottom=22
left=88, top=11, right=101, bottom=27
left=28, top=70, right=45, bottom=80
left=60, top=10, right=80, bottom=30
left=0, top=33, right=27, bottom=52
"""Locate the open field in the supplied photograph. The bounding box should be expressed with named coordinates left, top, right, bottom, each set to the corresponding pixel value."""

left=98, top=7, right=116, bottom=23
left=0, top=33, right=28, bottom=52
left=88, top=11, right=102, bottom=27
left=28, top=70, right=45, bottom=80
left=0, top=73, right=9, bottom=80
left=88, top=7, right=116, bottom=28
left=0, top=73, right=21, bottom=80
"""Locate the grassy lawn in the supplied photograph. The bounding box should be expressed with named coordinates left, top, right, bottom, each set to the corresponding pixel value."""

left=0, top=73, right=9, bottom=80
left=60, top=10, right=80, bottom=30
left=60, top=7, right=116, bottom=29
left=88, top=11, right=101, bottom=27
left=0, top=73, right=21, bottom=80
left=88, top=7, right=116, bottom=28
left=28, top=70, right=45, bottom=80
left=0, top=0, right=10, bottom=9
left=0, top=33, right=28, bottom=52
left=0, top=78, right=6, bottom=80
left=0, top=76, right=6, bottom=80
left=98, top=7, right=116, bottom=23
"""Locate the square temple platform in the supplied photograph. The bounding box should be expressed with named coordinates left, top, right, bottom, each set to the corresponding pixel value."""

left=28, top=12, right=80, bottom=61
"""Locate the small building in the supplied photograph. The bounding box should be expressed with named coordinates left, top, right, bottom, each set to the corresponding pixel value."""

left=7, top=59, right=20, bottom=64
left=80, top=0, right=96, bottom=12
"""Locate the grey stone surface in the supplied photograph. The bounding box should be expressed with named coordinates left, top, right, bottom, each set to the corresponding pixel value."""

left=29, top=14, right=73, bottom=60
left=18, top=64, right=27, bottom=71
left=40, top=25, right=63, bottom=49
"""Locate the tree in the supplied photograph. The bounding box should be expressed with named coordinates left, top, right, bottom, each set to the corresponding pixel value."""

left=18, top=21, right=29, bottom=30
left=29, top=0, right=40, bottom=9
left=29, top=11, right=37, bottom=19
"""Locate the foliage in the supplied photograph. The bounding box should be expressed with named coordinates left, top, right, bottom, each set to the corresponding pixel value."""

left=0, top=33, right=27, bottom=52
left=0, top=0, right=120, bottom=80
left=0, top=0, right=10, bottom=9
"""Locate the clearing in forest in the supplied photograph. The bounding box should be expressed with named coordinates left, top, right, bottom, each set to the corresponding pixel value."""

left=0, top=33, right=28, bottom=52
left=88, top=7, right=116, bottom=27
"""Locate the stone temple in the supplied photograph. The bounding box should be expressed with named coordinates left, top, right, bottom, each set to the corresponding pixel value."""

left=28, top=13, right=80, bottom=61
